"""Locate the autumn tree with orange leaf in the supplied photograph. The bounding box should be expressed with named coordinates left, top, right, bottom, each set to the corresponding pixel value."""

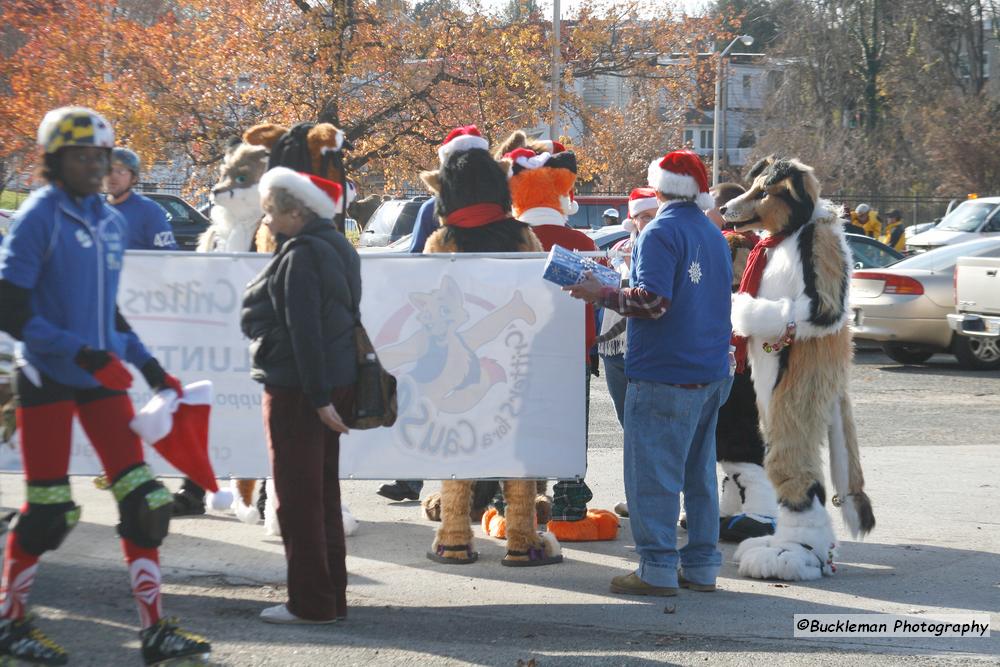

left=0, top=0, right=724, bottom=195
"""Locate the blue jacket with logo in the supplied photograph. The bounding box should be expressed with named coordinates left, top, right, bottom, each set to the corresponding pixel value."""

left=0, top=185, right=153, bottom=388
left=113, top=191, right=177, bottom=250
left=626, top=201, right=732, bottom=385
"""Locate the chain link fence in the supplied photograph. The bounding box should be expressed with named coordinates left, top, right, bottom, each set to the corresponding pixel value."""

left=3, top=180, right=969, bottom=231
left=825, top=194, right=963, bottom=228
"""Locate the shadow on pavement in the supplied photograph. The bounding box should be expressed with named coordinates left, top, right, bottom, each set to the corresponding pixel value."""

left=15, top=513, right=997, bottom=664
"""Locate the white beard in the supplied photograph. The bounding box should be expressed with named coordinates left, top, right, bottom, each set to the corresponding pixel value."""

left=203, top=187, right=262, bottom=253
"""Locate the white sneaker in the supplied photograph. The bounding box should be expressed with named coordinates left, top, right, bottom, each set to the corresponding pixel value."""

left=259, top=604, right=340, bottom=625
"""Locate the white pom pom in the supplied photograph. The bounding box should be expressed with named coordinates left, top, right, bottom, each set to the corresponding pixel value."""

left=208, top=489, right=234, bottom=511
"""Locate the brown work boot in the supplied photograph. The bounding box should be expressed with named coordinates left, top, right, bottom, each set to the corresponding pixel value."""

left=609, top=572, right=677, bottom=597
left=678, top=574, right=717, bottom=592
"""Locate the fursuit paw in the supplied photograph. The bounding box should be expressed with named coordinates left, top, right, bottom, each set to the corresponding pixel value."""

left=263, top=480, right=280, bottom=536
left=233, top=501, right=261, bottom=525
left=342, top=504, right=358, bottom=537
left=427, top=538, right=478, bottom=564
left=547, top=509, right=619, bottom=542
left=502, top=531, right=563, bottom=567
left=730, top=293, right=789, bottom=339
left=734, top=536, right=835, bottom=581
left=720, top=513, right=776, bottom=543
left=421, top=492, right=442, bottom=522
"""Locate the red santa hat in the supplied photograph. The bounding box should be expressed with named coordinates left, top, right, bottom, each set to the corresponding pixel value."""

left=438, top=125, right=490, bottom=164
left=259, top=166, right=344, bottom=218
left=628, top=187, right=659, bottom=218
left=647, top=150, right=714, bottom=210
left=534, top=139, right=566, bottom=154
left=130, top=381, right=218, bottom=493
left=503, top=147, right=577, bottom=177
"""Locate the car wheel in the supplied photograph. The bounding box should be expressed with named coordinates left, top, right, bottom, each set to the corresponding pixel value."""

left=952, top=334, right=1000, bottom=371
left=881, top=342, right=934, bottom=365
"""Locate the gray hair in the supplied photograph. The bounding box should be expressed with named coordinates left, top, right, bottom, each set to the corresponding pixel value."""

left=269, top=186, right=322, bottom=224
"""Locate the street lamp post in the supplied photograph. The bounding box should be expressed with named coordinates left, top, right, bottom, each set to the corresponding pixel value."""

left=712, top=34, right=754, bottom=187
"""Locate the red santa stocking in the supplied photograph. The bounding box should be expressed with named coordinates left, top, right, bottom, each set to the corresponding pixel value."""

left=122, top=541, right=162, bottom=629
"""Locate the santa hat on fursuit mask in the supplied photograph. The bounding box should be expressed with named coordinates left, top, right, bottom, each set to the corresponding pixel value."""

left=647, top=150, right=714, bottom=210
left=438, top=125, right=490, bottom=165
left=533, top=139, right=566, bottom=154
left=504, top=147, right=577, bottom=176
left=259, top=167, right=344, bottom=218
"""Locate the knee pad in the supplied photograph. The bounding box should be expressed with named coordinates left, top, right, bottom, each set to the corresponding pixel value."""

left=14, top=480, right=81, bottom=556
left=112, top=464, right=172, bottom=548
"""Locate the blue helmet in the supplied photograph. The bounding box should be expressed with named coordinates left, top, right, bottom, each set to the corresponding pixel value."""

left=111, top=147, right=141, bottom=176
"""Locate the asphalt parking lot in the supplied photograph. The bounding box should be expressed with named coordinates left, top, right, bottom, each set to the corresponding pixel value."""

left=0, top=346, right=996, bottom=665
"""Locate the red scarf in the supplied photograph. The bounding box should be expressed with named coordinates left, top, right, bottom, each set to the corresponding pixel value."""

left=732, top=232, right=787, bottom=373
left=445, top=203, right=508, bottom=228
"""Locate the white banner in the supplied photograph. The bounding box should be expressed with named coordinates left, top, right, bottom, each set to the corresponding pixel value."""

left=0, top=250, right=586, bottom=480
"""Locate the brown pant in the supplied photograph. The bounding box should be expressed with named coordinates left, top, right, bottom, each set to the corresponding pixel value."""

left=263, top=384, right=353, bottom=621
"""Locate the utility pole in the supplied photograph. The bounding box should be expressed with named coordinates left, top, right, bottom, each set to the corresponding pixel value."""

left=712, top=35, right=754, bottom=186
left=550, top=0, right=561, bottom=141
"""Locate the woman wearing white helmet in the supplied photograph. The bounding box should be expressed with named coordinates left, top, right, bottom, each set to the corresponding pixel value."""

left=0, top=107, right=211, bottom=665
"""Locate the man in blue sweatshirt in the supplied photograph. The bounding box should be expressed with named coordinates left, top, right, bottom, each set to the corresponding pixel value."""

left=105, top=147, right=177, bottom=251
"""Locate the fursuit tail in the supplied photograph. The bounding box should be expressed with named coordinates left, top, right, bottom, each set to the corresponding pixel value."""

left=827, top=394, right=875, bottom=537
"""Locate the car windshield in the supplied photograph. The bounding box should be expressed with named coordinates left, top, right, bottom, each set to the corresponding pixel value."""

left=391, top=203, right=422, bottom=237
left=893, top=238, right=1000, bottom=271
left=846, top=236, right=902, bottom=269
left=934, top=200, right=998, bottom=232
left=366, top=200, right=407, bottom=235
left=159, top=200, right=189, bottom=224
left=387, top=233, right=413, bottom=249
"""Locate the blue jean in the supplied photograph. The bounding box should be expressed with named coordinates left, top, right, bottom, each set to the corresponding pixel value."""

left=623, top=376, right=732, bottom=587
left=601, top=353, right=627, bottom=427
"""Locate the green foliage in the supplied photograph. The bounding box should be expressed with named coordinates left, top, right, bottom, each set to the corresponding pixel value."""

left=0, top=190, right=28, bottom=211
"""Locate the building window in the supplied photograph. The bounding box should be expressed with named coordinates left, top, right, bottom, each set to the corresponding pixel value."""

left=767, top=70, right=784, bottom=92
left=684, top=129, right=694, bottom=146
left=699, top=129, right=713, bottom=149
left=743, top=74, right=752, bottom=92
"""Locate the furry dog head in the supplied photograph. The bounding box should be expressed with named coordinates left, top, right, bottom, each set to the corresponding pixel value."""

left=197, top=138, right=270, bottom=253
left=721, top=157, right=820, bottom=236
left=241, top=120, right=356, bottom=251
left=243, top=121, right=351, bottom=184
left=210, top=139, right=268, bottom=212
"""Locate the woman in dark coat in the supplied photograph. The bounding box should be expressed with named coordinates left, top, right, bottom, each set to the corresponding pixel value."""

left=240, top=166, right=360, bottom=624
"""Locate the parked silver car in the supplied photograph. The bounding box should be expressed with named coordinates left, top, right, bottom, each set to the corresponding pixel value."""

left=850, top=237, right=1000, bottom=368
